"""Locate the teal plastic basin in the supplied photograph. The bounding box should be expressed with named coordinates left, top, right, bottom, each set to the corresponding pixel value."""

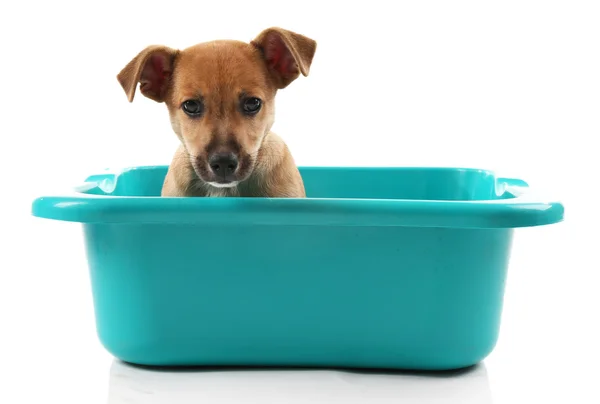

left=31, top=166, right=564, bottom=370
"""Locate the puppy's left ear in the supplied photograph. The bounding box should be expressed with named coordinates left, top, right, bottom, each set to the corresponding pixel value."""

left=251, top=27, right=317, bottom=89
left=117, top=45, right=179, bottom=103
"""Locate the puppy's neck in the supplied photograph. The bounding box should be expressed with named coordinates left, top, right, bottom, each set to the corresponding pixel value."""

left=187, top=170, right=243, bottom=197
left=205, top=185, right=241, bottom=198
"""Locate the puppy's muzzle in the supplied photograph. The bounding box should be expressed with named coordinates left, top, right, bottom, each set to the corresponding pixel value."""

left=208, top=152, right=239, bottom=182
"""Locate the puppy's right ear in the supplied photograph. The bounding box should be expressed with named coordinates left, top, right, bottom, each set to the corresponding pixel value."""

left=117, top=45, right=179, bottom=103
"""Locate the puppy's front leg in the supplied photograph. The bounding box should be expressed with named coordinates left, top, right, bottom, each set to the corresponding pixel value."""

left=161, top=146, right=205, bottom=197
left=266, top=173, right=306, bottom=198
left=161, top=169, right=186, bottom=197
left=251, top=133, right=306, bottom=198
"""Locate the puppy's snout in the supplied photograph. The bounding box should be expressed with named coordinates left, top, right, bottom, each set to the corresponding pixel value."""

left=209, top=152, right=239, bottom=177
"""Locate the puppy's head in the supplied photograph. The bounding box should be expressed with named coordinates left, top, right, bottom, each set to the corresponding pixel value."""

left=117, top=27, right=316, bottom=188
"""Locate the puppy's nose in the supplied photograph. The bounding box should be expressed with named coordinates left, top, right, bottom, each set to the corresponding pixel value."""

left=209, top=152, right=239, bottom=176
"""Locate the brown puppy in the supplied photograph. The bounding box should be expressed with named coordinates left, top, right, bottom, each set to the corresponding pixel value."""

left=117, top=27, right=316, bottom=197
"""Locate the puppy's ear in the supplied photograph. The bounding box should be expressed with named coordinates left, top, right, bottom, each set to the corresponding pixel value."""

left=251, top=27, right=317, bottom=89
left=117, top=45, right=179, bottom=103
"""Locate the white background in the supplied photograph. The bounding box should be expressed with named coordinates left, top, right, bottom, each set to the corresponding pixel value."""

left=1, top=1, right=598, bottom=402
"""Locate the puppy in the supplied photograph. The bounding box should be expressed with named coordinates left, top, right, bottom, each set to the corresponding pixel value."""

left=116, top=27, right=316, bottom=198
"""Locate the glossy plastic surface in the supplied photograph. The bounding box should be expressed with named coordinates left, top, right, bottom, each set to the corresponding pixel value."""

left=31, top=166, right=564, bottom=370
left=33, top=166, right=563, bottom=228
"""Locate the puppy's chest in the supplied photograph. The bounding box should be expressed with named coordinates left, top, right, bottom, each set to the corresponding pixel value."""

left=187, top=176, right=263, bottom=197
left=205, top=187, right=240, bottom=198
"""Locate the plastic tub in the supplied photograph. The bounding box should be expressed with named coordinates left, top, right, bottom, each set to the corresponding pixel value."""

left=31, top=166, right=564, bottom=370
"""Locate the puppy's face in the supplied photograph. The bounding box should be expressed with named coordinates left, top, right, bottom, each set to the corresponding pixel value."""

left=167, top=42, right=276, bottom=187
left=117, top=28, right=316, bottom=188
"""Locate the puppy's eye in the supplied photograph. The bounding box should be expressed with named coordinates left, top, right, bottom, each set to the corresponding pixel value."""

left=242, top=97, right=262, bottom=115
left=182, top=100, right=204, bottom=117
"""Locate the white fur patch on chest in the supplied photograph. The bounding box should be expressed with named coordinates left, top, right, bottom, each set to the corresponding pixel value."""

left=206, top=186, right=240, bottom=197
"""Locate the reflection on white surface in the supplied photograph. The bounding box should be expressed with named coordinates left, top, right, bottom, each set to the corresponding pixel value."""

left=108, top=360, right=492, bottom=403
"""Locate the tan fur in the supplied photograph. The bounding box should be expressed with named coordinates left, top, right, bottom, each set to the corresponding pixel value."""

left=117, top=27, right=316, bottom=198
